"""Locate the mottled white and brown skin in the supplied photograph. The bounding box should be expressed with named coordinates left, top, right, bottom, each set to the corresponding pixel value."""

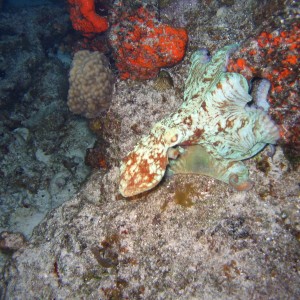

left=119, top=44, right=280, bottom=197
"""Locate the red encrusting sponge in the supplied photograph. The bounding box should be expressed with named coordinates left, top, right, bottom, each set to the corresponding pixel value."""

left=109, top=5, right=188, bottom=80
left=68, top=0, right=109, bottom=36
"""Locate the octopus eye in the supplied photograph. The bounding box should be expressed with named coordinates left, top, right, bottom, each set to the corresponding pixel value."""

left=164, top=128, right=181, bottom=145
left=191, top=49, right=211, bottom=64
left=171, top=135, right=178, bottom=143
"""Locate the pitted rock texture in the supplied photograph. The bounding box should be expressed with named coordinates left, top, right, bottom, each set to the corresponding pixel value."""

left=2, top=166, right=300, bottom=299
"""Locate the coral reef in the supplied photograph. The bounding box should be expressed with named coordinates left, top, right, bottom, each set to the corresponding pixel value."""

left=68, top=0, right=109, bottom=36
left=119, top=45, right=279, bottom=197
left=85, top=146, right=109, bottom=169
left=108, top=3, right=188, bottom=80
left=228, top=23, right=300, bottom=164
left=0, top=6, right=69, bottom=109
left=1, top=1, right=300, bottom=299
left=0, top=4, right=96, bottom=263
left=0, top=231, right=27, bottom=253
left=67, top=50, right=114, bottom=118
left=153, top=70, right=174, bottom=92
left=160, top=0, right=297, bottom=51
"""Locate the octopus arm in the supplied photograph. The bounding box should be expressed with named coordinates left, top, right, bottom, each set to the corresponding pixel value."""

left=209, top=109, right=280, bottom=160
left=206, top=73, right=251, bottom=111
left=252, top=109, right=280, bottom=145
left=184, top=44, right=239, bottom=103
left=250, top=79, right=271, bottom=111
left=240, top=112, right=279, bottom=158
left=168, top=144, right=253, bottom=191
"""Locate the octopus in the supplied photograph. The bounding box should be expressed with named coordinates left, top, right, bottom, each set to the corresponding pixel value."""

left=119, top=44, right=280, bottom=197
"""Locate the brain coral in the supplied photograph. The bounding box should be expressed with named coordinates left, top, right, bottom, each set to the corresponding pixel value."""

left=67, top=50, right=114, bottom=118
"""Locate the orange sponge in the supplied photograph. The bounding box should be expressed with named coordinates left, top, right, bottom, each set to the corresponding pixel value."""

left=109, top=6, right=188, bottom=80
left=68, top=0, right=109, bottom=36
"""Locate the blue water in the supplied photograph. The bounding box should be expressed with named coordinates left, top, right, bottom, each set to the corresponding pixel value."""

left=4, top=0, right=54, bottom=9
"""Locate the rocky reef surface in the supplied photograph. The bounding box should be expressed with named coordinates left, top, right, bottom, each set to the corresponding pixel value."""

left=0, top=0, right=299, bottom=299
left=2, top=160, right=300, bottom=299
